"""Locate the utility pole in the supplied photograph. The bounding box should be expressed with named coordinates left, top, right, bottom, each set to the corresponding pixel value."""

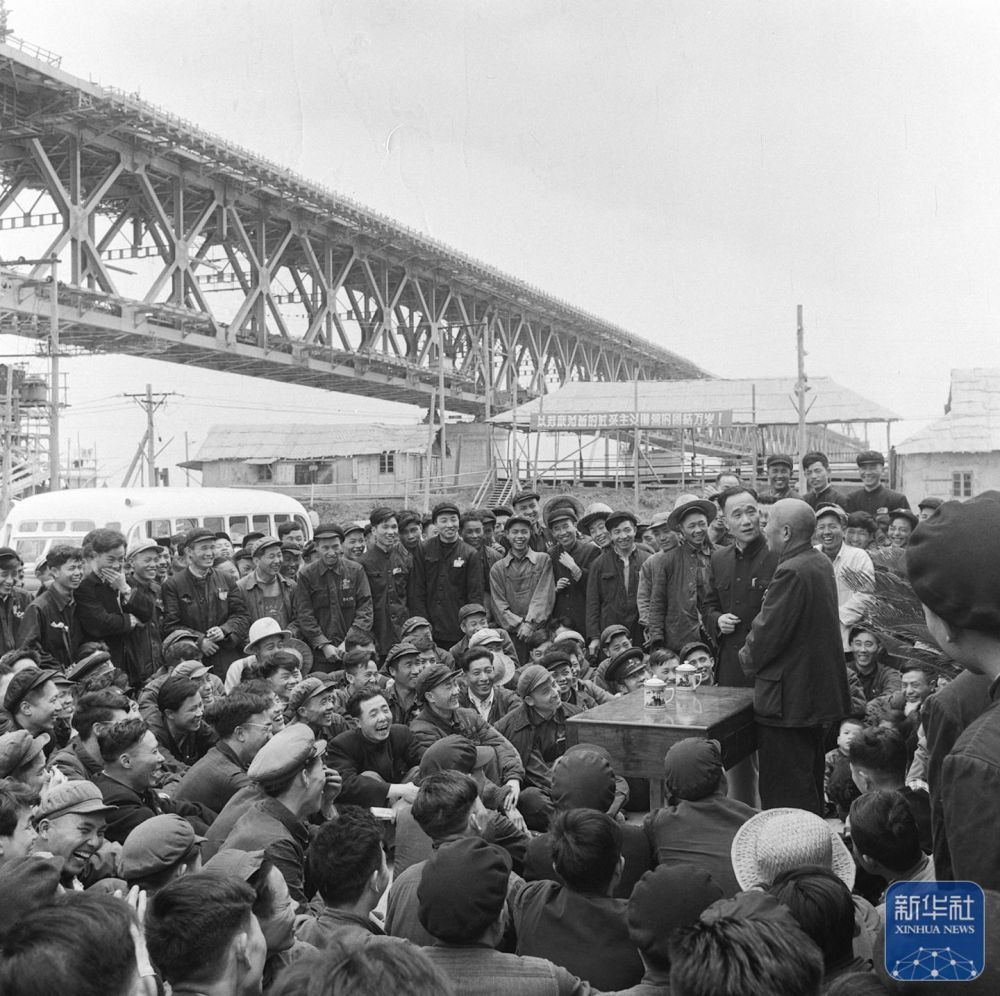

left=123, top=385, right=176, bottom=486
left=794, top=305, right=810, bottom=493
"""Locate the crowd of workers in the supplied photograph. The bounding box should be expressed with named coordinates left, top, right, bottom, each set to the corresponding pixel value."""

left=0, top=445, right=997, bottom=995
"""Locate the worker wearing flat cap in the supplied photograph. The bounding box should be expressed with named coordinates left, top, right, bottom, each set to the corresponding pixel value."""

left=237, top=535, right=298, bottom=641
left=161, top=527, right=250, bottom=678
left=813, top=503, right=875, bottom=650
left=292, top=522, right=373, bottom=669
left=121, top=812, right=205, bottom=894
left=0, top=729, right=49, bottom=792
left=907, top=496, right=1000, bottom=887
left=286, top=674, right=347, bottom=742
left=221, top=723, right=341, bottom=908
left=3, top=665, right=62, bottom=744
left=410, top=503, right=484, bottom=649
left=447, top=602, right=518, bottom=664
left=510, top=490, right=550, bottom=552
left=494, top=665, right=581, bottom=831
left=490, top=515, right=556, bottom=665
left=117, top=537, right=166, bottom=688
left=585, top=510, right=651, bottom=657
left=359, top=506, right=415, bottom=660
left=0, top=546, right=30, bottom=658
left=762, top=454, right=795, bottom=500
left=843, top=448, right=911, bottom=518
left=409, top=663, right=525, bottom=814
left=605, top=647, right=650, bottom=693
left=545, top=501, right=600, bottom=638
left=646, top=493, right=716, bottom=654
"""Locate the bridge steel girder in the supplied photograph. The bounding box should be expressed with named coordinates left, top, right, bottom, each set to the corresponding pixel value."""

left=0, top=44, right=707, bottom=414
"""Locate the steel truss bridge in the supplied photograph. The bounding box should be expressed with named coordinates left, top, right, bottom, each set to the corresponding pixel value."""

left=0, top=39, right=706, bottom=416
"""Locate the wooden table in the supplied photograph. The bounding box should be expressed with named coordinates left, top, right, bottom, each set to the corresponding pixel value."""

left=566, top=686, right=757, bottom=809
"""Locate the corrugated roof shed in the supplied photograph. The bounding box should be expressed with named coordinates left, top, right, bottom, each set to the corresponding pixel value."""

left=184, top=424, right=431, bottom=468
left=898, top=369, right=1000, bottom=455
left=490, top=377, right=899, bottom=426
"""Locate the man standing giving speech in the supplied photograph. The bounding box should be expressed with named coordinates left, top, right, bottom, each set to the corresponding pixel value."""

left=738, top=499, right=850, bottom=813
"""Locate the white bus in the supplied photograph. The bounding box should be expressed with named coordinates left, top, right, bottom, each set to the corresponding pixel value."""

left=1, top=487, right=313, bottom=572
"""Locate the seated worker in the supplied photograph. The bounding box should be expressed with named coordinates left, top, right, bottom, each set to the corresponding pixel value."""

left=823, top=715, right=865, bottom=820
left=678, top=641, right=716, bottom=686
left=285, top=675, right=348, bottom=743
left=643, top=738, right=757, bottom=898
left=326, top=687, right=421, bottom=808
left=457, top=647, right=519, bottom=725
left=604, top=647, right=650, bottom=694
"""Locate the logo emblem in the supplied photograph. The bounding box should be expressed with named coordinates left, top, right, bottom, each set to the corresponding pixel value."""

left=885, top=881, right=985, bottom=982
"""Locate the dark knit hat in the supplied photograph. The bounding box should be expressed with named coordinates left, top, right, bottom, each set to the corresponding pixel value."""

left=417, top=837, right=511, bottom=942
left=662, top=737, right=724, bottom=800
left=907, top=497, right=1000, bottom=633
left=552, top=748, right=615, bottom=812
left=627, top=865, right=724, bottom=966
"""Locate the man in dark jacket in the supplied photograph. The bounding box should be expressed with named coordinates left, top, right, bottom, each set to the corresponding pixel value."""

left=49, top=688, right=131, bottom=782
left=410, top=502, right=484, bottom=648
left=76, top=529, right=156, bottom=687
left=702, top=487, right=779, bottom=688
left=907, top=496, right=1000, bottom=890
left=326, top=687, right=421, bottom=807
left=161, top=528, right=250, bottom=678
left=92, top=717, right=214, bottom=844
left=122, top=538, right=165, bottom=688
left=546, top=506, right=599, bottom=635
left=293, top=523, right=373, bottom=668
left=647, top=495, right=717, bottom=653
left=173, top=688, right=274, bottom=814
left=17, top=544, right=86, bottom=672
left=0, top=547, right=31, bottom=657
left=739, top=499, right=850, bottom=814
left=495, top=665, right=580, bottom=830
left=585, top=510, right=650, bottom=655
left=359, top=508, right=414, bottom=659
left=843, top=450, right=911, bottom=516
left=237, top=535, right=297, bottom=635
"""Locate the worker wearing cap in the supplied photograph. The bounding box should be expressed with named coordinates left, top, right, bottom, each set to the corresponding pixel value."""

left=237, top=535, right=298, bottom=637
left=448, top=603, right=517, bottom=662
left=33, top=780, right=119, bottom=889
left=120, top=537, right=165, bottom=687
left=546, top=505, right=600, bottom=637
left=510, top=490, right=550, bottom=553
left=495, top=666, right=580, bottom=829
left=647, top=495, right=716, bottom=653
left=162, top=527, right=251, bottom=678
left=763, top=454, right=796, bottom=500
left=360, top=508, right=415, bottom=659
left=586, top=510, right=651, bottom=655
left=409, top=664, right=524, bottom=806
left=814, top=504, right=875, bottom=650
left=293, top=523, right=373, bottom=667
left=221, top=724, right=342, bottom=908
left=0, top=547, right=30, bottom=658
left=843, top=449, right=911, bottom=517
left=490, top=515, right=555, bottom=664
left=410, top=503, right=484, bottom=648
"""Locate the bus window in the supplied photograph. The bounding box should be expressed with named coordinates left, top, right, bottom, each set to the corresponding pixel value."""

left=204, top=516, right=225, bottom=534
left=294, top=515, right=311, bottom=534
left=19, top=521, right=38, bottom=533
left=145, top=519, right=172, bottom=538
left=229, top=516, right=249, bottom=543
left=71, top=520, right=96, bottom=532
left=15, top=538, right=72, bottom=563
left=275, top=514, right=290, bottom=526
left=252, top=514, right=270, bottom=535
left=104, top=521, right=122, bottom=532
left=175, top=518, right=197, bottom=533
left=42, top=520, right=66, bottom=532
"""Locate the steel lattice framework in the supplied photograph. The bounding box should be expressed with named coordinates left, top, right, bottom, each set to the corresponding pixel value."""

left=0, top=41, right=706, bottom=415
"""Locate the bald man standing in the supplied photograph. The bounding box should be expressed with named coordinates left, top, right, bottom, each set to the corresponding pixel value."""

left=738, top=499, right=850, bottom=813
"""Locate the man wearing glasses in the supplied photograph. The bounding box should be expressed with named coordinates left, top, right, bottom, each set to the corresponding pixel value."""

left=173, top=688, right=277, bottom=814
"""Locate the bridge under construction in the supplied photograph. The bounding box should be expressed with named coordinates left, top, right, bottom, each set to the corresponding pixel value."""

left=0, top=34, right=706, bottom=423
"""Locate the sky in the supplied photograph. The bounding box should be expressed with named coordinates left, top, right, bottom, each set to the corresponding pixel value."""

left=5, top=0, right=1000, bottom=482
